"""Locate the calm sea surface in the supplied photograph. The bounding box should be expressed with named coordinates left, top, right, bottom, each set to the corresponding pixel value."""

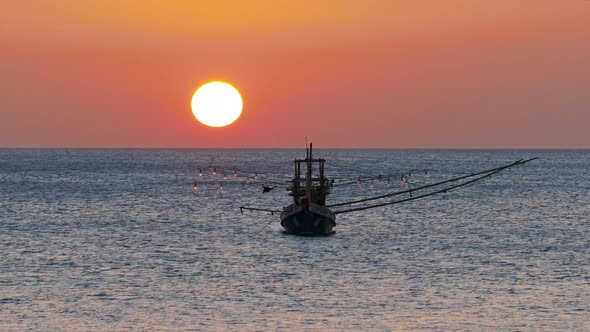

left=1, top=149, right=588, bottom=331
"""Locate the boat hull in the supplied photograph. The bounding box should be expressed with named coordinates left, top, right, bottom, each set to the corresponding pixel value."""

left=280, top=203, right=336, bottom=235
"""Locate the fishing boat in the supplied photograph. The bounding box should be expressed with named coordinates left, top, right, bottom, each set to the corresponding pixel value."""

left=239, top=144, right=537, bottom=236
left=280, top=143, right=336, bottom=235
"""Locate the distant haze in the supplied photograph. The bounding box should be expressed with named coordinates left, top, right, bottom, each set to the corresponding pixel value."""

left=1, top=1, right=589, bottom=148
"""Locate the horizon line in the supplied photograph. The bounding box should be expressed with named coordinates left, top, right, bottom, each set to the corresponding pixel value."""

left=1, top=146, right=589, bottom=150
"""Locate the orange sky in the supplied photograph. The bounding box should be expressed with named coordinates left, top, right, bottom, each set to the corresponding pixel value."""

left=1, top=1, right=589, bottom=148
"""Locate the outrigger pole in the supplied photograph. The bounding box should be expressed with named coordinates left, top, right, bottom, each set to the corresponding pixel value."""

left=240, top=206, right=282, bottom=214
left=328, top=158, right=537, bottom=209
left=332, top=157, right=537, bottom=214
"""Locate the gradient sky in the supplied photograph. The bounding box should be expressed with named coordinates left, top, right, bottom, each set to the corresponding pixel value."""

left=1, top=1, right=589, bottom=148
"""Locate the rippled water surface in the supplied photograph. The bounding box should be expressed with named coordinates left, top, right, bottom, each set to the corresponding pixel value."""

left=1, top=149, right=589, bottom=331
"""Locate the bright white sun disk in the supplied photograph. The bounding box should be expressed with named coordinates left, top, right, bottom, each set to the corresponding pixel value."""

left=191, top=81, right=243, bottom=127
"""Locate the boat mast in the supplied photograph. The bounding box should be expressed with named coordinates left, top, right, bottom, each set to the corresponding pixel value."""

left=305, top=143, right=313, bottom=205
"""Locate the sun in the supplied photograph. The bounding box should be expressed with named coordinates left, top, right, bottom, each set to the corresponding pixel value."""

left=191, top=81, right=243, bottom=127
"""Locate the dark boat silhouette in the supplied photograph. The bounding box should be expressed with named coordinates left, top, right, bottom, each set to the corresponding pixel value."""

left=280, top=143, right=336, bottom=235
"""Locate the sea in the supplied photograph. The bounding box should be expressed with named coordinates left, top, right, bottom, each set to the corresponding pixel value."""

left=0, top=149, right=588, bottom=331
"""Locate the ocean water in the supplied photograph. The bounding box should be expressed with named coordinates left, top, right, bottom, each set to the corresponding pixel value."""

left=0, top=149, right=588, bottom=331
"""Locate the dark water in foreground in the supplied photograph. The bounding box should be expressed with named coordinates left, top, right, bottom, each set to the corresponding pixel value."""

left=1, top=149, right=588, bottom=331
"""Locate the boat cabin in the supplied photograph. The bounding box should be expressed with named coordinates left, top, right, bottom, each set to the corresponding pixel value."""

left=288, top=152, right=331, bottom=206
